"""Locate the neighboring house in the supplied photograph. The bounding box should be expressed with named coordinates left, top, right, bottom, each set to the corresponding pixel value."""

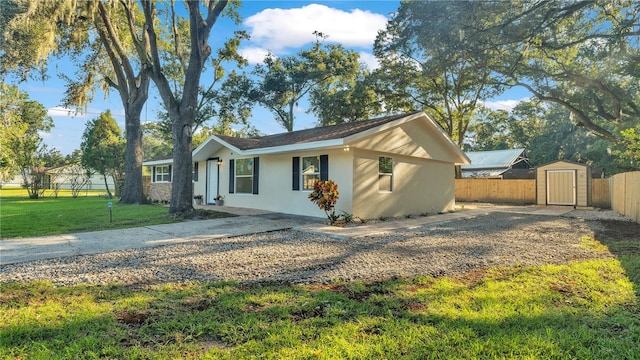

left=143, top=111, right=470, bottom=219
left=461, top=148, right=530, bottom=178
left=44, top=164, right=116, bottom=191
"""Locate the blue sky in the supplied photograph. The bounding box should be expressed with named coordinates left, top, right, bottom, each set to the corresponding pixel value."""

left=16, top=1, right=529, bottom=155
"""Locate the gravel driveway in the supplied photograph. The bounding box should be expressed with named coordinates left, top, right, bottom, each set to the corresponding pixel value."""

left=3, top=211, right=632, bottom=286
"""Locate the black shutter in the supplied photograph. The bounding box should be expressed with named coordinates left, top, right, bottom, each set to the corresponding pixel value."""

left=193, top=162, right=198, bottom=182
left=320, top=155, right=329, bottom=181
left=168, top=165, right=172, bottom=183
left=228, top=159, right=235, bottom=193
left=152, top=166, right=156, bottom=183
left=292, top=157, right=300, bottom=190
left=252, top=157, right=259, bottom=194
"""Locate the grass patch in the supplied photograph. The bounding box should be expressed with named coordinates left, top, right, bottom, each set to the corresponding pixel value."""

left=0, top=188, right=233, bottom=238
left=2, top=256, right=639, bottom=359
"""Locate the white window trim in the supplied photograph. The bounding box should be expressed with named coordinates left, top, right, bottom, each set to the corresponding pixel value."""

left=378, top=156, right=393, bottom=193
left=155, top=165, right=171, bottom=183
left=235, top=158, right=254, bottom=194
left=302, top=155, right=321, bottom=191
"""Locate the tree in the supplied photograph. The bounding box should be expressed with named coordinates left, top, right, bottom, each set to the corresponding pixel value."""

left=139, top=0, right=239, bottom=214
left=309, top=65, right=383, bottom=126
left=0, top=83, right=53, bottom=198
left=80, top=111, right=125, bottom=198
left=1, top=0, right=150, bottom=204
left=249, top=33, right=361, bottom=131
left=391, top=1, right=639, bottom=147
left=373, top=1, right=504, bottom=147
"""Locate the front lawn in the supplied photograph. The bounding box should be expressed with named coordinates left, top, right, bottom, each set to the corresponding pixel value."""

left=2, top=246, right=639, bottom=358
left=0, top=188, right=232, bottom=238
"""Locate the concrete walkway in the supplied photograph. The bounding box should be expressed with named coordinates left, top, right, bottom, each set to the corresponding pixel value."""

left=0, top=204, right=575, bottom=265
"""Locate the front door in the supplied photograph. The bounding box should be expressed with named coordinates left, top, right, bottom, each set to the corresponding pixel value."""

left=546, top=170, right=576, bottom=205
left=206, top=159, right=219, bottom=204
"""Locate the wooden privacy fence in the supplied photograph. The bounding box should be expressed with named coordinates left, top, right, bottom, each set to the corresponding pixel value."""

left=610, top=171, right=640, bottom=223
left=455, top=179, right=536, bottom=204
left=456, top=178, right=613, bottom=208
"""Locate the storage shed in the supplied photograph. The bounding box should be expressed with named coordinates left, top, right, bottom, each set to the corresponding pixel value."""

left=536, top=160, right=591, bottom=207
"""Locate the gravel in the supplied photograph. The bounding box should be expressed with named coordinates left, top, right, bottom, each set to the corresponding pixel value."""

left=0, top=211, right=617, bottom=286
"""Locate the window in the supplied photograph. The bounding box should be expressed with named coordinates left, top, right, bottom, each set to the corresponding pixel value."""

left=378, top=156, right=393, bottom=192
left=155, top=165, right=171, bottom=182
left=235, top=158, right=254, bottom=194
left=302, top=156, right=320, bottom=190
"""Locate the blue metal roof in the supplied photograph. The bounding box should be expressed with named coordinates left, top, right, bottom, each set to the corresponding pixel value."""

left=462, top=148, right=527, bottom=171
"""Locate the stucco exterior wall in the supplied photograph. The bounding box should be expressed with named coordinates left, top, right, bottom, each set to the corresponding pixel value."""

left=536, top=161, right=591, bottom=207
left=352, top=149, right=455, bottom=219
left=207, top=148, right=354, bottom=218
left=350, top=119, right=462, bottom=164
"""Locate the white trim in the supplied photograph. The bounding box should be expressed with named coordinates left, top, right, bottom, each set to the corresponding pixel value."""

left=143, top=159, right=173, bottom=166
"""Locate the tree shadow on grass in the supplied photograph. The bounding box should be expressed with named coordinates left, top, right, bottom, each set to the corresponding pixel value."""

left=589, top=219, right=640, bottom=296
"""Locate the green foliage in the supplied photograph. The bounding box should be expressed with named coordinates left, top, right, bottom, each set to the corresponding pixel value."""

left=2, top=255, right=639, bottom=358
left=309, top=66, right=383, bottom=126
left=80, top=111, right=125, bottom=199
left=308, top=179, right=340, bottom=225
left=374, top=1, right=504, bottom=147
left=0, top=82, right=54, bottom=198
left=250, top=32, right=361, bottom=132
left=0, top=188, right=234, bottom=238
left=613, top=127, right=640, bottom=170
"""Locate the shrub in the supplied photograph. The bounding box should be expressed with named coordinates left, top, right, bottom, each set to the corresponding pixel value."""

left=308, top=179, right=340, bottom=225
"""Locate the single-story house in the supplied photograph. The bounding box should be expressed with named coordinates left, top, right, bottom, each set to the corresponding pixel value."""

left=143, top=111, right=470, bottom=219
left=461, top=148, right=530, bottom=178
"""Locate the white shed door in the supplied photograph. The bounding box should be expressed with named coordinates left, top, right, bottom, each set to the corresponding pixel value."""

left=546, top=170, right=576, bottom=205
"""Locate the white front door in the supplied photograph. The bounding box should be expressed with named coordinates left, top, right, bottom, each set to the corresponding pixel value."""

left=207, top=159, right=219, bottom=204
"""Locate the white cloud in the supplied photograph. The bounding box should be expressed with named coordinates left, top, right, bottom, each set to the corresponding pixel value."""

left=482, top=99, right=527, bottom=112
left=239, top=46, right=271, bottom=64
left=358, top=51, right=380, bottom=70
left=244, top=4, right=388, bottom=53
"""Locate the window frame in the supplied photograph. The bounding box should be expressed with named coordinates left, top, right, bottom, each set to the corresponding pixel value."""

left=301, top=156, right=320, bottom=191
left=234, top=158, right=254, bottom=194
left=378, top=156, right=393, bottom=192
left=154, top=165, right=171, bottom=183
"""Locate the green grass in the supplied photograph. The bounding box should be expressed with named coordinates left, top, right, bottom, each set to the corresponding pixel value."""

left=2, top=254, right=639, bottom=359
left=0, top=188, right=232, bottom=238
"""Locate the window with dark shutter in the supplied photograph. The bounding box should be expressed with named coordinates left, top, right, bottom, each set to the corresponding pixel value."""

left=292, top=157, right=300, bottom=190
left=252, top=157, right=259, bottom=194
left=228, top=159, right=235, bottom=193
left=320, top=155, right=328, bottom=181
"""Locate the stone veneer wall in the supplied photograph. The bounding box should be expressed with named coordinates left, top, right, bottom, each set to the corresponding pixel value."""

left=148, top=183, right=172, bottom=203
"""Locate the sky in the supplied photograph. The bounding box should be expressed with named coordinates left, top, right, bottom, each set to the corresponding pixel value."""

left=15, top=1, right=530, bottom=156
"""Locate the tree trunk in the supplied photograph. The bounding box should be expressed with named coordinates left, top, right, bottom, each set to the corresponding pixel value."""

left=103, top=174, right=112, bottom=198
left=168, top=106, right=194, bottom=214
left=119, top=108, right=145, bottom=204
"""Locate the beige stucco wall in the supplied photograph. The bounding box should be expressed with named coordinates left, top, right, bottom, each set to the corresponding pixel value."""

left=536, top=161, right=591, bottom=207
left=204, top=148, right=354, bottom=218
left=352, top=149, right=455, bottom=219
left=350, top=119, right=463, bottom=164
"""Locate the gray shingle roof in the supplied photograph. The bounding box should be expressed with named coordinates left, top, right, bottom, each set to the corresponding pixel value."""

left=217, top=112, right=419, bottom=150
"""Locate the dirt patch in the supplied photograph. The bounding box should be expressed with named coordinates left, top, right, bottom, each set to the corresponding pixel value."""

left=592, top=219, right=640, bottom=241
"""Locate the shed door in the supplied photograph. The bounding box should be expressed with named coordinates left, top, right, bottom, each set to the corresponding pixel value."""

left=546, top=170, right=576, bottom=205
